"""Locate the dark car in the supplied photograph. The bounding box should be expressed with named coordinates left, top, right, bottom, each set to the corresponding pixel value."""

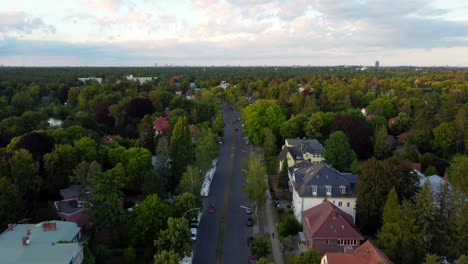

left=247, top=236, right=254, bottom=247
left=247, top=217, right=253, bottom=226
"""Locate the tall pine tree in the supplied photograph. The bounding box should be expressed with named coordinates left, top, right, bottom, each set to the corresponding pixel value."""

left=414, top=181, right=436, bottom=254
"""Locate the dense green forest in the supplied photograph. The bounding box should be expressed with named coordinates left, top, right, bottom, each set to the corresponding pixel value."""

left=0, top=66, right=466, bottom=263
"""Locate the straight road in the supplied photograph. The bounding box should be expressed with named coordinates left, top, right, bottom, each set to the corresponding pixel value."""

left=193, top=104, right=252, bottom=264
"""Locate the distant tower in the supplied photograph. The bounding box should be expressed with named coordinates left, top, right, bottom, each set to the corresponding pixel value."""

left=375, top=61, right=380, bottom=68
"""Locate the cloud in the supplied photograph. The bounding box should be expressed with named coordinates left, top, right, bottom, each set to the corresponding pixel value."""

left=80, top=0, right=125, bottom=12
left=0, top=11, right=56, bottom=35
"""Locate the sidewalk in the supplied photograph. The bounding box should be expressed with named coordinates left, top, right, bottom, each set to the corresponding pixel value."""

left=265, top=190, right=285, bottom=264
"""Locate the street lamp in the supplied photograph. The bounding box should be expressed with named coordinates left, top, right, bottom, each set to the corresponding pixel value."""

left=182, top=207, right=201, bottom=218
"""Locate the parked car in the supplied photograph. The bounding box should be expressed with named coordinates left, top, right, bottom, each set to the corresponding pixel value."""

left=246, top=208, right=252, bottom=215
left=191, top=227, right=198, bottom=241
left=247, top=217, right=253, bottom=226
left=247, top=236, right=255, bottom=247
left=248, top=255, right=256, bottom=264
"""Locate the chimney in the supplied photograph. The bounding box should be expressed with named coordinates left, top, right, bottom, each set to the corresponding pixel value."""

left=27, top=229, right=31, bottom=235
left=332, top=208, right=337, bottom=219
left=8, top=224, right=13, bottom=231
left=22, top=236, right=30, bottom=246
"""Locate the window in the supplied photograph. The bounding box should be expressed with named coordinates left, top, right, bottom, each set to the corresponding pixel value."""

left=337, top=239, right=357, bottom=246
left=338, top=202, right=342, bottom=206
left=347, top=202, right=350, bottom=207
left=340, top=186, right=346, bottom=196
left=325, top=185, right=332, bottom=196
left=311, top=185, right=318, bottom=196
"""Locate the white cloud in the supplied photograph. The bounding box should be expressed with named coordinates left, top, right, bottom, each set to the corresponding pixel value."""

left=0, top=11, right=56, bottom=35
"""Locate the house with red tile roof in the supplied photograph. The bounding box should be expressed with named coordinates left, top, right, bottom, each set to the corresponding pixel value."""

left=302, top=200, right=364, bottom=255
left=153, top=117, right=170, bottom=136
left=320, top=240, right=392, bottom=264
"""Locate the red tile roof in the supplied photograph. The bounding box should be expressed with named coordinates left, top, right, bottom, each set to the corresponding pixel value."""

left=302, top=201, right=363, bottom=240
left=153, top=117, right=170, bottom=133
left=411, top=163, right=421, bottom=171
left=396, top=132, right=410, bottom=143
left=324, top=240, right=392, bottom=264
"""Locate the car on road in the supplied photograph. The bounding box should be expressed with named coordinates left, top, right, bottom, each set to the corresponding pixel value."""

left=247, top=217, right=253, bottom=226
left=191, top=227, right=198, bottom=241
left=247, top=236, right=254, bottom=247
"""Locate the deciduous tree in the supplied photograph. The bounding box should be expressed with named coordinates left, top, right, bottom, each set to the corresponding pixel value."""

left=154, top=217, right=192, bottom=258
left=170, top=117, right=193, bottom=190
left=177, top=165, right=202, bottom=197
left=244, top=100, right=285, bottom=145
left=131, top=194, right=171, bottom=246
left=294, top=249, right=321, bottom=264
left=324, top=131, right=356, bottom=171
left=243, top=153, right=267, bottom=211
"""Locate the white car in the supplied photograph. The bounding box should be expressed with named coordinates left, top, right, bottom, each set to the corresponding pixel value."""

left=190, top=227, right=198, bottom=241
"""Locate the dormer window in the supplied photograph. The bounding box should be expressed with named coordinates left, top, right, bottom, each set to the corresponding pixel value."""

left=311, top=185, right=318, bottom=196
left=325, top=185, right=332, bottom=196
left=340, top=185, right=346, bottom=196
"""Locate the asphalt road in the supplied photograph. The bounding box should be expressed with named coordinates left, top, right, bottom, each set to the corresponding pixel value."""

left=193, top=104, right=253, bottom=264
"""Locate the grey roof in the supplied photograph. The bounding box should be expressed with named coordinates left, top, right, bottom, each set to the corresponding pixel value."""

left=279, top=146, right=304, bottom=161
left=0, top=221, right=82, bottom=264
left=54, top=199, right=85, bottom=215
left=286, top=138, right=325, bottom=155
left=293, top=163, right=357, bottom=198
left=59, top=185, right=91, bottom=200
left=288, top=161, right=312, bottom=175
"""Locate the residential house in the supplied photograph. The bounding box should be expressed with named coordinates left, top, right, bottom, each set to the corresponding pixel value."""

left=291, top=163, right=358, bottom=222
left=186, top=91, right=195, bottom=100
left=302, top=200, right=364, bottom=255
left=279, top=138, right=325, bottom=169
left=54, top=185, right=91, bottom=229
left=219, top=81, right=229, bottom=90
left=321, top=240, right=392, bottom=264
left=77, top=77, right=102, bottom=84
left=0, top=221, right=83, bottom=264
left=47, top=118, right=63, bottom=128
left=125, top=75, right=157, bottom=84
left=153, top=117, right=170, bottom=136
left=414, top=169, right=450, bottom=198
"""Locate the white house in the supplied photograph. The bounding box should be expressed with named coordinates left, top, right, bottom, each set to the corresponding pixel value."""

left=219, top=81, right=229, bottom=90
left=126, top=75, right=157, bottom=84
left=77, top=77, right=102, bottom=84
left=291, top=163, right=358, bottom=223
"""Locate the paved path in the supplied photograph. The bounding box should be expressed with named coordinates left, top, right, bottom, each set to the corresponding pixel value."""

left=265, top=190, right=285, bottom=264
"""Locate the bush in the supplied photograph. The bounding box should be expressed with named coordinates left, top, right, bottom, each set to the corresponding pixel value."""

left=278, top=214, right=302, bottom=238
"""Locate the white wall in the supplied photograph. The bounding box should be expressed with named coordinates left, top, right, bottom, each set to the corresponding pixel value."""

left=292, top=188, right=357, bottom=223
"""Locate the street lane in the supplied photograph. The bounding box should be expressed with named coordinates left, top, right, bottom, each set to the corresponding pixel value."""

left=193, top=103, right=252, bottom=264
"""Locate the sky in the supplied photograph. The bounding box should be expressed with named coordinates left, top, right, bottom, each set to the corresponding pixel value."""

left=0, top=0, right=467, bottom=66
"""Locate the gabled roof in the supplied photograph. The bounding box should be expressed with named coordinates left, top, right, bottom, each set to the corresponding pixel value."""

left=288, top=160, right=312, bottom=175
left=153, top=117, right=170, bottom=133
left=59, top=185, right=91, bottom=199
left=302, top=201, right=363, bottom=240
left=293, top=163, right=357, bottom=198
left=324, top=240, right=392, bottom=264
left=279, top=146, right=304, bottom=161
left=286, top=138, right=325, bottom=155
